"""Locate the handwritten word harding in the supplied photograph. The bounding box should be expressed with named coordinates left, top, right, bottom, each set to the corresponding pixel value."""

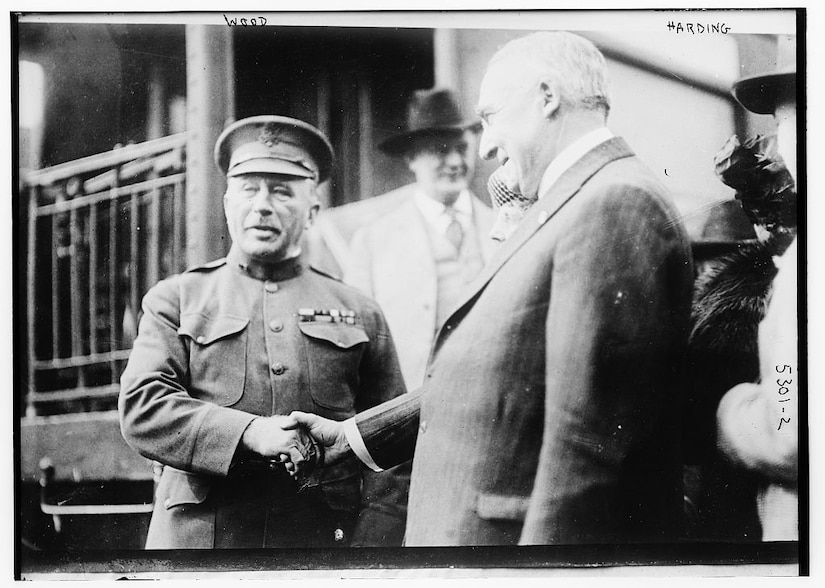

left=224, top=15, right=268, bottom=26
left=667, top=21, right=730, bottom=34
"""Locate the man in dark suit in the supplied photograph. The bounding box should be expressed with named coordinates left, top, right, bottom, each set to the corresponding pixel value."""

left=290, top=31, right=694, bottom=546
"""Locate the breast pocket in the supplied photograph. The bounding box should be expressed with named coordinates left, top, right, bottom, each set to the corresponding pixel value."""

left=298, top=322, right=369, bottom=414
left=178, top=312, right=249, bottom=407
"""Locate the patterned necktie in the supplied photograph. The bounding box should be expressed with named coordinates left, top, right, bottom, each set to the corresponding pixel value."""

left=445, top=208, right=464, bottom=253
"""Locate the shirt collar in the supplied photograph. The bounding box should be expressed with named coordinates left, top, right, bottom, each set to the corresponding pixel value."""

left=414, top=189, right=473, bottom=225
left=537, top=127, right=614, bottom=200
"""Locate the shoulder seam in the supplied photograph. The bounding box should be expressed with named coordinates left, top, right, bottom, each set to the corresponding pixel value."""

left=185, top=258, right=227, bottom=273
left=309, top=264, right=342, bottom=281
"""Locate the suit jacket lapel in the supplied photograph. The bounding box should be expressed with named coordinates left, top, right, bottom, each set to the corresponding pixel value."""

left=446, top=137, right=635, bottom=322
left=375, top=197, right=436, bottom=303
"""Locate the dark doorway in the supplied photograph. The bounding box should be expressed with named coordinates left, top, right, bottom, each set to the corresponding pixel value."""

left=233, top=26, right=435, bottom=207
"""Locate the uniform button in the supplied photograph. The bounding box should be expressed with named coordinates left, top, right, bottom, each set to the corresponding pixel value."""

left=265, top=282, right=279, bottom=293
left=334, top=528, right=345, bottom=542
left=272, top=363, right=287, bottom=375
left=419, top=420, right=427, bottom=435
left=269, top=320, right=284, bottom=332
left=196, top=336, right=205, bottom=344
left=537, top=210, right=549, bottom=225
left=163, top=498, right=171, bottom=508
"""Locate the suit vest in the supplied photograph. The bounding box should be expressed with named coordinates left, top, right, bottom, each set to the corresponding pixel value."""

left=422, top=216, right=486, bottom=330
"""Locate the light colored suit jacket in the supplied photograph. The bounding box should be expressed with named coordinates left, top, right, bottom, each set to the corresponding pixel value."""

left=344, top=186, right=497, bottom=388
left=352, top=137, right=695, bottom=546
left=305, top=188, right=412, bottom=280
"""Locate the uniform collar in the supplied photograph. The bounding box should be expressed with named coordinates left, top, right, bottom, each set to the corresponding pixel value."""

left=228, top=246, right=305, bottom=282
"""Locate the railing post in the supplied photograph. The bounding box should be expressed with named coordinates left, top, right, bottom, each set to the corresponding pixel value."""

left=108, top=166, right=120, bottom=380
left=26, top=183, right=39, bottom=417
left=23, top=135, right=187, bottom=414
left=67, top=178, right=86, bottom=387
left=184, top=24, right=234, bottom=267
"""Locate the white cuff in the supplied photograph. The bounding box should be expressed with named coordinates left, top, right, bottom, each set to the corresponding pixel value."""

left=343, top=417, right=383, bottom=472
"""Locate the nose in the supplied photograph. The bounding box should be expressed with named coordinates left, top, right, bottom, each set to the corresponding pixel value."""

left=478, top=128, right=496, bottom=161
left=443, top=148, right=465, bottom=169
left=251, top=186, right=274, bottom=216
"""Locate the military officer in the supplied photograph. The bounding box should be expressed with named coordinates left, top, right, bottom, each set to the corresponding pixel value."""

left=119, top=115, right=408, bottom=549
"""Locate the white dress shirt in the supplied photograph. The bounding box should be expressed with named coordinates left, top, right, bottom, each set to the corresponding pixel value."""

left=536, top=127, right=614, bottom=200
left=414, top=189, right=474, bottom=235
left=489, top=127, right=614, bottom=243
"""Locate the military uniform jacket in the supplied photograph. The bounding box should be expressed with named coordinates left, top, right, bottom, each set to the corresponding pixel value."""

left=119, top=247, right=408, bottom=548
left=352, top=137, right=694, bottom=546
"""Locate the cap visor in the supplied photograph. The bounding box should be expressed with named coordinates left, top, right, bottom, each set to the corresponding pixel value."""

left=227, top=158, right=315, bottom=179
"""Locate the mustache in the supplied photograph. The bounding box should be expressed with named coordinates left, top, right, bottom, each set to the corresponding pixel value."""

left=243, top=218, right=282, bottom=231
left=439, top=166, right=469, bottom=176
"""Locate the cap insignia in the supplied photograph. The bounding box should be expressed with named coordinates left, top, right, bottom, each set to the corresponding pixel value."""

left=258, top=124, right=283, bottom=148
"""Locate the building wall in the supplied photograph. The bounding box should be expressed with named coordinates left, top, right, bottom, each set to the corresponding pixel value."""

left=232, top=26, right=434, bottom=209
left=18, top=23, right=187, bottom=169
left=18, top=24, right=126, bottom=168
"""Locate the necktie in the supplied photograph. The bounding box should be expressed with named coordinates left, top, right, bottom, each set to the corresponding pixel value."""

left=445, top=208, right=464, bottom=253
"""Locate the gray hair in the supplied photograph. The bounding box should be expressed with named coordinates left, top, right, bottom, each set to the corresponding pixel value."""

left=489, top=31, right=611, bottom=116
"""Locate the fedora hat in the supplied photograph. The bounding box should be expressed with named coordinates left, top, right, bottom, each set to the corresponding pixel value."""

left=214, top=115, right=334, bottom=183
left=732, top=35, right=796, bottom=115
left=379, top=88, right=481, bottom=156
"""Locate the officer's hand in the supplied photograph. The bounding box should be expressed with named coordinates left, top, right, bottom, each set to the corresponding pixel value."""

left=241, top=415, right=318, bottom=475
left=287, top=411, right=351, bottom=467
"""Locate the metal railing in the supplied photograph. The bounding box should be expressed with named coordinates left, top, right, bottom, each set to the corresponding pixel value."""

left=39, top=458, right=157, bottom=531
left=24, top=134, right=188, bottom=416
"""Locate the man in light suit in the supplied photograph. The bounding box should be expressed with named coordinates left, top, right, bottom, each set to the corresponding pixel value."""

left=290, top=31, right=694, bottom=546
left=346, top=88, right=497, bottom=389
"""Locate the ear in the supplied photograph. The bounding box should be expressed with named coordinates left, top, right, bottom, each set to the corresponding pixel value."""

left=222, top=192, right=237, bottom=240
left=305, top=200, right=320, bottom=229
left=538, top=80, right=561, bottom=119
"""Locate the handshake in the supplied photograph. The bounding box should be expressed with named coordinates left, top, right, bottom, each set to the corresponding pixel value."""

left=239, top=411, right=350, bottom=477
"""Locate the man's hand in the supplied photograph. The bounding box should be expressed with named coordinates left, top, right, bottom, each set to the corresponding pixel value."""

left=240, top=415, right=318, bottom=475
left=287, top=411, right=351, bottom=467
